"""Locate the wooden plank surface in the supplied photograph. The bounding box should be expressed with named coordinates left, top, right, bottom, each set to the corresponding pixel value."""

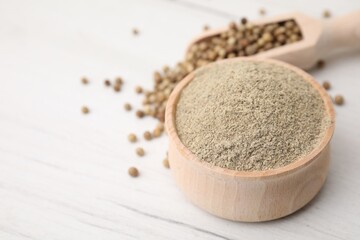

left=0, top=0, right=359, bottom=239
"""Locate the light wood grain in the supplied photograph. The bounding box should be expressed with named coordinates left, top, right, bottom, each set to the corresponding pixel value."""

left=0, top=0, right=360, bottom=239
left=165, top=58, right=335, bottom=222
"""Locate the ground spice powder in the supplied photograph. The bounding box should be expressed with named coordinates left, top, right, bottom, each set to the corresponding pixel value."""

left=176, top=61, right=330, bottom=171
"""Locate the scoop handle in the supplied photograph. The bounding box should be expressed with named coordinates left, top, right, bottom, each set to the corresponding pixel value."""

left=320, top=10, right=360, bottom=56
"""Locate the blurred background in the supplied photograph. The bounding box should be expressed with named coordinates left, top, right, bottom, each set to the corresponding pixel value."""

left=0, top=0, right=360, bottom=239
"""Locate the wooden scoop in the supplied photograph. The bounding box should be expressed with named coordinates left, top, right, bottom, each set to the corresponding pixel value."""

left=187, top=11, right=360, bottom=70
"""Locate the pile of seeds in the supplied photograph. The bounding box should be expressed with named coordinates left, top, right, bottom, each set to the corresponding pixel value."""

left=80, top=11, right=346, bottom=177
left=139, top=18, right=303, bottom=123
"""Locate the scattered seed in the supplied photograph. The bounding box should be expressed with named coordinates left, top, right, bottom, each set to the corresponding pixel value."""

left=128, top=167, right=139, bottom=177
left=334, top=95, right=344, bottom=105
left=157, top=122, right=165, bottom=132
left=240, top=17, right=248, bottom=25
left=132, top=28, right=139, bottom=35
left=128, top=133, right=137, bottom=143
left=135, top=86, right=143, bottom=94
left=104, top=79, right=111, bottom=87
left=163, top=158, right=170, bottom=169
left=124, top=103, right=132, bottom=111
left=143, top=131, right=152, bottom=141
left=136, top=110, right=145, bottom=118
left=153, top=128, right=162, bottom=138
left=81, top=106, right=90, bottom=114
left=115, top=77, right=123, bottom=85
left=323, top=10, right=331, bottom=18
left=259, top=8, right=266, bottom=16
left=113, top=84, right=121, bottom=92
left=203, top=25, right=210, bottom=31
left=322, top=81, right=331, bottom=90
left=136, top=147, right=145, bottom=157
left=81, top=77, right=89, bottom=85
left=316, top=60, right=325, bottom=69
left=229, top=21, right=237, bottom=30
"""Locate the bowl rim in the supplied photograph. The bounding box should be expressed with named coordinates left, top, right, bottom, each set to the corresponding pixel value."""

left=165, top=58, right=335, bottom=179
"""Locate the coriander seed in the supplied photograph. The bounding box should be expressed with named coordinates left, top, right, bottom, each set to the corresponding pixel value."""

left=128, top=167, right=139, bottom=177
left=322, top=81, right=331, bottom=90
left=143, top=131, right=152, bottom=141
left=128, top=133, right=137, bottom=143
left=81, top=106, right=90, bottom=114
left=136, top=147, right=145, bottom=157
left=124, top=103, right=132, bottom=111
left=334, top=95, right=344, bottom=105
left=135, top=86, right=143, bottom=94
left=163, top=158, right=170, bottom=169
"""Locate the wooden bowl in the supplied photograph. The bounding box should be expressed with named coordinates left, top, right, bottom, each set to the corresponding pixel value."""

left=165, top=58, right=335, bottom=222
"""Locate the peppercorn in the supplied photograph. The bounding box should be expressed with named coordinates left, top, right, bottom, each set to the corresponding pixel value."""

left=262, top=32, right=273, bottom=43
left=240, top=17, right=248, bottom=25
left=135, top=86, right=143, bottom=94
left=163, top=158, right=170, bottom=169
left=229, top=21, right=237, bottom=30
left=316, top=60, right=325, bottom=69
left=124, top=103, right=132, bottom=111
left=128, top=167, right=139, bottom=177
left=114, top=84, right=121, bottom=92
left=132, top=28, right=139, bottom=35
left=136, top=147, right=145, bottom=157
left=143, top=131, right=152, bottom=141
left=81, top=77, right=89, bottom=85
left=153, top=128, right=162, bottom=138
left=276, top=34, right=286, bottom=44
left=322, top=81, right=331, bottom=90
left=163, top=65, right=170, bottom=73
left=136, top=110, right=145, bottom=118
left=259, top=8, right=266, bottom=16
left=115, top=77, right=123, bottom=85
left=128, top=134, right=137, bottom=143
left=154, top=72, right=162, bottom=83
left=334, top=95, right=344, bottom=105
left=104, top=79, right=111, bottom=87
left=323, top=10, right=331, bottom=18
left=81, top=106, right=90, bottom=114
left=285, top=21, right=295, bottom=29
left=157, top=122, right=165, bottom=132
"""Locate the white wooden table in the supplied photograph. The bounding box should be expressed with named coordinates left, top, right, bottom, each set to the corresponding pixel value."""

left=1, top=0, right=360, bottom=239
